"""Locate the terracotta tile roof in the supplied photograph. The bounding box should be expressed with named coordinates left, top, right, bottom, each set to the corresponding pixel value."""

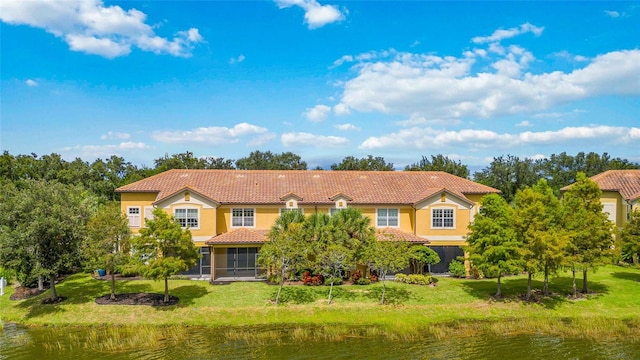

left=206, top=228, right=269, bottom=245
left=561, top=170, right=640, bottom=201
left=117, top=170, right=498, bottom=205
left=375, top=227, right=430, bottom=244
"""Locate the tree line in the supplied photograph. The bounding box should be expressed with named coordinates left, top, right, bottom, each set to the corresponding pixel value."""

left=0, top=181, right=200, bottom=304
left=1, top=150, right=636, bottom=203
left=467, top=173, right=640, bottom=299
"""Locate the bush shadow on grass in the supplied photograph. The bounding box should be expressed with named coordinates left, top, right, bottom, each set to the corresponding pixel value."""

left=611, top=272, right=640, bottom=282
left=364, top=286, right=411, bottom=305
left=271, top=286, right=319, bottom=304
left=152, top=284, right=210, bottom=309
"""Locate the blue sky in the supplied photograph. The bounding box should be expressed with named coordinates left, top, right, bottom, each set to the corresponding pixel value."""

left=1, top=1, right=639, bottom=169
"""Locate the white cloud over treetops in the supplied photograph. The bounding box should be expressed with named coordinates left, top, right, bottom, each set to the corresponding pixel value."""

left=281, top=132, right=349, bottom=147
left=62, top=141, right=149, bottom=159
left=0, top=0, right=203, bottom=58
left=360, top=125, right=640, bottom=151
left=152, top=123, right=273, bottom=145
left=275, top=0, right=345, bottom=29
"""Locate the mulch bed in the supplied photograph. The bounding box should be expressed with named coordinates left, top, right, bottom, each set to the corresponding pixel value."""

left=9, top=286, right=47, bottom=300
left=95, top=292, right=179, bottom=306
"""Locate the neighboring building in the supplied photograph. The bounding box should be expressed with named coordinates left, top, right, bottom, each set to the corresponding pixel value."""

left=561, top=170, right=640, bottom=229
left=116, top=170, right=499, bottom=280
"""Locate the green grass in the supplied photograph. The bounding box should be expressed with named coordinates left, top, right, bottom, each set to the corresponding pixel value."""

left=2, top=265, right=640, bottom=339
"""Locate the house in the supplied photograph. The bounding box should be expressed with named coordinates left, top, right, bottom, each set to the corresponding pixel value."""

left=116, top=170, right=499, bottom=280
left=561, top=170, right=640, bottom=229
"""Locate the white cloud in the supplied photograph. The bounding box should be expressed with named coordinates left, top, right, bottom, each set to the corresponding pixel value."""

left=25, top=79, right=38, bottom=87
left=100, top=131, right=131, bottom=140
left=229, top=54, right=245, bottom=64
left=604, top=10, right=620, bottom=18
left=334, top=44, right=640, bottom=119
left=152, top=122, right=271, bottom=144
left=472, top=23, right=544, bottom=44
left=333, top=103, right=351, bottom=116
left=275, top=0, right=345, bottom=29
left=282, top=132, right=349, bottom=147
left=396, top=114, right=460, bottom=127
left=0, top=0, right=203, bottom=58
left=304, top=104, right=332, bottom=122
left=516, top=120, right=532, bottom=127
left=62, top=141, right=149, bottom=159
left=360, top=125, right=640, bottom=151
left=334, top=123, right=360, bottom=131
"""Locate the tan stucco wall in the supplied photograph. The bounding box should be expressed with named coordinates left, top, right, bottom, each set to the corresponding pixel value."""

left=120, top=192, right=157, bottom=233
left=601, top=191, right=625, bottom=228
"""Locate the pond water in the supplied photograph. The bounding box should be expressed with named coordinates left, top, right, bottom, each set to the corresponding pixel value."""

left=1, top=322, right=638, bottom=360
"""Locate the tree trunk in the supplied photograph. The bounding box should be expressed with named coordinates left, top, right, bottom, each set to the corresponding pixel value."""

left=526, top=272, right=532, bottom=301
left=380, top=270, right=387, bottom=305
left=572, top=267, right=577, bottom=299
left=496, top=274, right=501, bottom=298
left=38, top=276, right=44, bottom=291
left=50, top=275, right=57, bottom=300
left=543, top=265, right=549, bottom=296
left=582, top=268, right=589, bottom=294
left=633, top=254, right=638, bottom=265
left=275, top=273, right=285, bottom=305
left=164, top=277, right=169, bottom=303
left=110, top=273, right=116, bottom=301
left=328, top=280, right=334, bottom=304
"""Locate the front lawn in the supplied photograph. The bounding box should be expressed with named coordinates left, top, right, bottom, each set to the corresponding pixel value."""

left=2, top=265, right=639, bottom=338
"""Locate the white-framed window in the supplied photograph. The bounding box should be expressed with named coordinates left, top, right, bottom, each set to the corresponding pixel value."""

left=377, top=208, right=399, bottom=227
left=175, top=208, right=199, bottom=229
left=232, top=208, right=255, bottom=227
left=329, top=208, right=342, bottom=216
left=280, top=208, right=304, bottom=215
left=432, top=208, right=455, bottom=229
left=127, top=207, right=141, bottom=228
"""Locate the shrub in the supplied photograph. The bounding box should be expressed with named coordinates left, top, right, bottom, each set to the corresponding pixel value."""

left=448, top=260, right=466, bottom=278
left=0, top=267, right=14, bottom=282
left=302, top=271, right=324, bottom=286
left=119, top=265, right=142, bottom=278
left=368, top=270, right=379, bottom=282
left=324, top=277, right=343, bottom=286
left=351, top=270, right=362, bottom=281
left=395, top=273, right=437, bottom=285
left=354, top=278, right=370, bottom=285
left=395, top=273, right=408, bottom=282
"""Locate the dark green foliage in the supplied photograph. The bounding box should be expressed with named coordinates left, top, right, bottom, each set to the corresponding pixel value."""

left=621, top=209, right=640, bottom=265
left=83, top=202, right=132, bottom=300
left=409, top=245, right=441, bottom=274
left=448, top=260, right=466, bottom=278
left=474, top=152, right=639, bottom=203
left=563, top=172, right=615, bottom=294
left=0, top=179, right=96, bottom=300
left=236, top=150, right=307, bottom=170
left=330, top=155, right=394, bottom=171
left=405, top=154, right=470, bottom=178
left=513, top=179, right=568, bottom=298
left=153, top=151, right=235, bottom=172
left=466, top=194, right=524, bottom=297
left=133, top=208, right=200, bottom=303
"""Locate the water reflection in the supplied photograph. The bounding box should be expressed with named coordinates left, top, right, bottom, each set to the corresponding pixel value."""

left=1, top=322, right=638, bottom=360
